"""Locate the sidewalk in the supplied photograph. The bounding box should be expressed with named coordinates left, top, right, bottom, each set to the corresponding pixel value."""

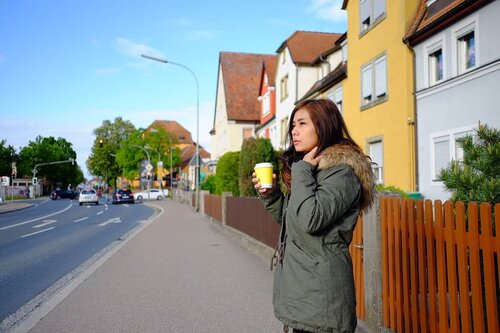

left=0, top=202, right=33, bottom=214
left=6, top=199, right=374, bottom=333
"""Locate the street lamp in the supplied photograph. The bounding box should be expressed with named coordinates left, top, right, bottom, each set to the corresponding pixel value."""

left=130, top=144, right=151, bottom=201
left=141, top=54, right=200, bottom=212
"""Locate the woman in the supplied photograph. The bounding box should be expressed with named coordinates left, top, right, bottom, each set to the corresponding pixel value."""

left=253, top=99, right=375, bottom=333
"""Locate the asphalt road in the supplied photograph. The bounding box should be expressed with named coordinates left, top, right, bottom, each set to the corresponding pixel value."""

left=0, top=198, right=155, bottom=322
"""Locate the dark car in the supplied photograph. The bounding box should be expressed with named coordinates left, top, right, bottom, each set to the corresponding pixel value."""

left=112, top=188, right=135, bottom=204
left=51, top=189, right=78, bottom=200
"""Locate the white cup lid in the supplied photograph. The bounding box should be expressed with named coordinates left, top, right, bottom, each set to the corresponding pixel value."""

left=254, top=162, right=273, bottom=169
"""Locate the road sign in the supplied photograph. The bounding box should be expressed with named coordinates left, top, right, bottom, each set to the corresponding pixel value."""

left=145, top=163, right=153, bottom=172
left=1, top=176, right=9, bottom=186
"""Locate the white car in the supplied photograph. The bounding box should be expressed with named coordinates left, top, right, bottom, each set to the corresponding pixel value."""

left=79, top=189, right=99, bottom=206
left=135, top=188, right=168, bottom=201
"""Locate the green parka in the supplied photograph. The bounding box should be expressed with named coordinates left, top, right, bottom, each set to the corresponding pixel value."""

left=261, top=144, right=375, bottom=333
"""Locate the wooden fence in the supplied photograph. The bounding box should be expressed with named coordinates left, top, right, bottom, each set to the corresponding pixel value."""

left=204, top=194, right=222, bottom=222
left=349, top=215, right=365, bottom=320
left=381, top=198, right=499, bottom=333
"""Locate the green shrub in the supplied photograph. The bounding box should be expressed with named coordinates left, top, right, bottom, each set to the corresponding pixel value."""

left=215, top=151, right=240, bottom=196
left=200, top=175, right=216, bottom=194
left=239, top=137, right=278, bottom=197
left=376, top=184, right=409, bottom=198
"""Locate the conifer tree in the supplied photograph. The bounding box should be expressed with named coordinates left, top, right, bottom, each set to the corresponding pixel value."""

left=439, top=123, right=500, bottom=205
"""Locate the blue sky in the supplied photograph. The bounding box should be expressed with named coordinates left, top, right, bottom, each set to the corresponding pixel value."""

left=0, top=0, right=346, bottom=178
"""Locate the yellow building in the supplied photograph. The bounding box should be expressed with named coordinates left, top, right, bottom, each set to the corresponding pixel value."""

left=342, top=0, right=419, bottom=192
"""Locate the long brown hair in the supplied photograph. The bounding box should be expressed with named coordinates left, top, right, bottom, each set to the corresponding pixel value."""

left=280, top=99, right=361, bottom=191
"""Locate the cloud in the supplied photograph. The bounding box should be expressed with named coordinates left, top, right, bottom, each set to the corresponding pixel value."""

left=307, top=0, right=346, bottom=23
left=115, top=38, right=163, bottom=58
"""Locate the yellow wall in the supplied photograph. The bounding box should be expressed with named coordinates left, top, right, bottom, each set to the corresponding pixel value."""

left=343, top=0, right=419, bottom=192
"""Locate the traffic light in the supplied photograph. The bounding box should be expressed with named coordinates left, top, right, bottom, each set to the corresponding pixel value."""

left=99, top=138, right=104, bottom=148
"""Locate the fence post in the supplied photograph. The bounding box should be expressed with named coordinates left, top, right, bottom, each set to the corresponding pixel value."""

left=363, top=193, right=384, bottom=332
left=200, top=190, right=209, bottom=216
left=221, top=192, right=232, bottom=225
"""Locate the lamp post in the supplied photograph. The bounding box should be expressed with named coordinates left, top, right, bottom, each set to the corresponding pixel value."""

left=141, top=54, right=200, bottom=212
left=130, top=145, right=151, bottom=201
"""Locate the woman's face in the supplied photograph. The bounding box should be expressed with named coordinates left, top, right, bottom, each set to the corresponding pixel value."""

left=291, top=108, right=318, bottom=153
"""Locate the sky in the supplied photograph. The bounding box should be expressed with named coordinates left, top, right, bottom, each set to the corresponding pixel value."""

left=0, top=0, right=346, bottom=178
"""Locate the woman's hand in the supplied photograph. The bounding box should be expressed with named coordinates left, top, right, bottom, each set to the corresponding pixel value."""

left=252, top=172, right=277, bottom=195
left=303, top=146, right=322, bottom=167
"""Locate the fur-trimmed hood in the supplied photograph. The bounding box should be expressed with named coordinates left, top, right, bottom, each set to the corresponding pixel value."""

left=317, top=144, right=376, bottom=212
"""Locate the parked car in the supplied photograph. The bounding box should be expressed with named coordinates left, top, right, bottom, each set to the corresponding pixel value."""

left=50, top=189, right=78, bottom=200
left=112, top=188, right=134, bottom=204
left=79, top=189, right=99, bottom=206
left=135, top=188, right=168, bottom=201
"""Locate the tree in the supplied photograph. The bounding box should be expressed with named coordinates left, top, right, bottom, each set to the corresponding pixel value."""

left=18, top=136, right=83, bottom=190
left=0, top=140, right=18, bottom=177
left=86, top=117, right=136, bottom=187
left=239, top=137, right=277, bottom=197
left=215, top=152, right=240, bottom=196
left=439, top=123, right=500, bottom=205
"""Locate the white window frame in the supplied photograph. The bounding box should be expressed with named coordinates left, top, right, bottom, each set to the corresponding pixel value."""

left=360, top=0, right=386, bottom=33
left=361, top=54, right=387, bottom=107
left=368, top=139, right=384, bottom=185
left=430, top=126, right=474, bottom=182
left=451, top=16, right=479, bottom=77
left=423, top=35, right=446, bottom=88
left=280, top=75, right=289, bottom=101
left=328, top=86, right=343, bottom=114
left=262, top=91, right=270, bottom=116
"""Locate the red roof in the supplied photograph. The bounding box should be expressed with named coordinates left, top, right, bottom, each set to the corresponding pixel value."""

left=219, top=52, right=277, bottom=122
left=276, top=31, right=343, bottom=65
left=404, top=0, right=492, bottom=46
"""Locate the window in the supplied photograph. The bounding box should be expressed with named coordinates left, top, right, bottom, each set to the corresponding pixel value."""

left=341, top=40, right=348, bottom=64
left=328, top=87, right=343, bottom=114
left=360, top=0, right=386, bottom=33
left=361, top=55, right=387, bottom=107
left=457, top=31, right=475, bottom=74
left=280, top=116, right=289, bottom=146
left=433, top=137, right=449, bottom=179
left=280, top=75, right=289, bottom=101
left=431, top=128, right=473, bottom=181
left=243, top=128, right=253, bottom=140
left=369, top=140, right=383, bottom=184
left=428, top=48, right=443, bottom=85
left=262, top=92, right=270, bottom=116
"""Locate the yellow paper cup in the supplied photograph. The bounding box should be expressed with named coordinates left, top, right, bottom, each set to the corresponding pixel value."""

left=254, top=162, right=273, bottom=189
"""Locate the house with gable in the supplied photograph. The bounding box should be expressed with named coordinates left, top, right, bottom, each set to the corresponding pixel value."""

left=297, top=33, right=347, bottom=111
left=404, top=0, right=500, bottom=201
left=145, top=120, right=211, bottom=189
left=274, top=31, right=344, bottom=150
left=255, top=55, right=278, bottom=147
left=341, top=0, right=420, bottom=193
left=210, top=52, right=276, bottom=160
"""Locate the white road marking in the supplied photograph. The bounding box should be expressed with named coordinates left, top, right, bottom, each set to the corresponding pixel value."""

left=74, top=217, right=89, bottom=223
left=0, top=202, right=73, bottom=231
left=21, top=227, right=55, bottom=238
left=96, top=211, right=104, bottom=216
left=98, top=217, right=122, bottom=227
left=33, top=219, right=57, bottom=229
